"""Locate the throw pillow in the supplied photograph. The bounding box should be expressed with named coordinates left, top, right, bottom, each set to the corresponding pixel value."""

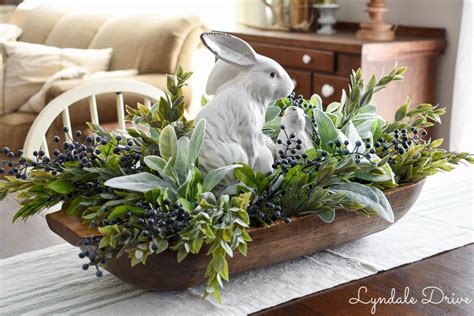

left=0, top=24, right=22, bottom=42
left=19, top=68, right=138, bottom=113
left=0, top=41, right=112, bottom=115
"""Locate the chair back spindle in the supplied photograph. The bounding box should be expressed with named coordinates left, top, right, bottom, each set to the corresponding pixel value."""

left=88, top=95, right=100, bottom=125
left=116, top=92, right=126, bottom=131
left=144, top=97, right=151, bottom=109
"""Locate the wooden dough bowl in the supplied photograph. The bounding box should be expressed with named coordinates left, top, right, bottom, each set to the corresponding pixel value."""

left=46, top=178, right=425, bottom=291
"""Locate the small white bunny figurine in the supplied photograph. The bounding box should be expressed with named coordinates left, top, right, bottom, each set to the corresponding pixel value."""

left=196, top=32, right=294, bottom=175
left=277, top=106, right=313, bottom=156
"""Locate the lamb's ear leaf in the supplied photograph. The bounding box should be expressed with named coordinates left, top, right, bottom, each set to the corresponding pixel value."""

left=189, top=119, right=206, bottom=165
left=318, top=209, right=336, bottom=223
left=159, top=125, right=177, bottom=162
left=200, top=32, right=257, bottom=67
left=313, top=108, right=339, bottom=152
left=202, top=164, right=242, bottom=193
left=143, top=156, right=167, bottom=173
left=104, top=173, right=175, bottom=193
left=332, top=182, right=394, bottom=223
left=175, top=137, right=190, bottom=184
left=265, top=106, right=281, bottom=123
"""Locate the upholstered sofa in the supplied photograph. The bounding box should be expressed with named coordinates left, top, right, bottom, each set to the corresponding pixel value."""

left=0, top=4, right=208, bottom=152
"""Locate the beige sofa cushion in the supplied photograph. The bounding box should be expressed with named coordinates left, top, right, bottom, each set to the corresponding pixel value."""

left=7, top=5, right=67, bottom=44
left=89, top=15, right=204, bottom=74
left=45, top=12, right=108, bottom=49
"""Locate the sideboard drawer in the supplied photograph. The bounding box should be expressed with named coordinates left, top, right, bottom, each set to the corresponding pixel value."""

left=287, top=69, right=312, bottom=98
left=251, top=43, right=335, bottom=73
left=312, top=73, right=349, bottom=104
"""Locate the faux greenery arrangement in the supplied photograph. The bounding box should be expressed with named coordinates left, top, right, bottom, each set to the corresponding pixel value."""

left=0, top=66, right=472, bottom=301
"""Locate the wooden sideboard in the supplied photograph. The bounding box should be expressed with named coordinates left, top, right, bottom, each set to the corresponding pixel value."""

left=228, top=24, right=446, bottom=121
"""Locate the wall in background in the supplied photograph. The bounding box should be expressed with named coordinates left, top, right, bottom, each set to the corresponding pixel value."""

left=237, top=0, right=267, bottom=27
left=450, top=0, right=473, bottom=152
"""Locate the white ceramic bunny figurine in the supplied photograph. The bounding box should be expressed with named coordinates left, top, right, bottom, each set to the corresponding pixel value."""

left=196, top=32, right=294, bottom=175
left=277, top=106, right=313, bottom=156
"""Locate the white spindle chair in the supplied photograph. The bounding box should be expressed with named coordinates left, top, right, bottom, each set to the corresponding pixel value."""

left=23, top=80, right=165, bottom=158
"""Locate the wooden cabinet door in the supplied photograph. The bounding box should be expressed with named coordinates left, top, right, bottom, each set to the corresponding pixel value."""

left=312, top=73, right=349, bottom=105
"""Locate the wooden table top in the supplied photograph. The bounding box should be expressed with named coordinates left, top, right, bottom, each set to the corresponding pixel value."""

left=253, top=244, right=474, bottom=315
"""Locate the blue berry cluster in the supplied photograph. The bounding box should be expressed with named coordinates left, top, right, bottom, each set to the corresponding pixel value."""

left=0, top=147, right=28, bottom=179
left=247, top=199, right=290, bottom=226
left=79, top=199, right=190, bottom=278
left=0, top=127, right=143, bottom=179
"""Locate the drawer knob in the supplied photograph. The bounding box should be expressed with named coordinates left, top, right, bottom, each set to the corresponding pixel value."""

left=321, top=84, right=335, bottom=98
left=291, top=78, right=297, bottom=88
left=302, top=54, right=312, bottom=64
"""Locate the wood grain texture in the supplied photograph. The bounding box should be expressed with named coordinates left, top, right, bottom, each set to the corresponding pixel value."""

left=251, top=43, right=335, bottom=73
left=46, top=178, right=425, bottom=291
left=253, top=244, right=474, bottom=316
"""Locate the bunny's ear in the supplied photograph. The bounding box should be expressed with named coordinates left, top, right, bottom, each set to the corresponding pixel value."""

left=200, top=32, right=257, bottom=67
left=206, top=60, right=241, bottom=95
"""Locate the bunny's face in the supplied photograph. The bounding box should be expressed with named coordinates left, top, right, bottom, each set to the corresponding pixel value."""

left=244, top=56, right=294, bottom=101
left=201, top=32, right=294, bottom=102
